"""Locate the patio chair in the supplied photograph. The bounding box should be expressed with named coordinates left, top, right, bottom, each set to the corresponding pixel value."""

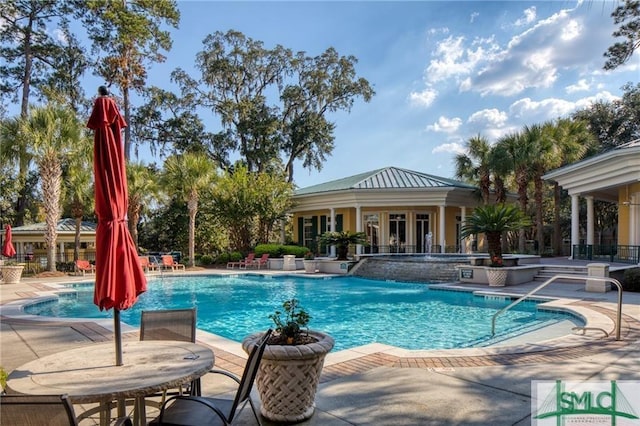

left=252, top=253, right=270, bottom=269
left=0, top=393, right=132, bottom=426
left=161, top=254, right=186, bottom=272
left=139, top=255, right=159, bottom=273
left=226, top=253, right=255, bottom=269
left=140, top=308, right=200, bottom=397
left=150, top=329, right=273, bottom=426
left=75, top=259, right=95, bottom=276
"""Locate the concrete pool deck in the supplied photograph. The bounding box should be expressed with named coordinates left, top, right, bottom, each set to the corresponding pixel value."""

left=1, top=263, right=640, bottom=425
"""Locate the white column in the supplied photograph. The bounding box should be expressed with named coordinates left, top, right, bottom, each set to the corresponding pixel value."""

left=355, top=205, right=362, bottom=255
left=58, top=242, right=65, bottom=262
left=439, top=205, right=446, bottom=253
left=571, top=194, right=580, bottom=259
left=460, top=206, right=467, bottom=254
left=329, top=208, right=336, bottom=257
left=586, top=196, right=594, bottom=246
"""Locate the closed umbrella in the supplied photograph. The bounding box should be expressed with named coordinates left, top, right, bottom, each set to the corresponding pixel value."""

left=2, top=225, right=16, bottom=258
left=88, top=86, right=147, bottom=366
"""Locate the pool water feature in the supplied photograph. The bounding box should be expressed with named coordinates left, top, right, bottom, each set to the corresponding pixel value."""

left=24, top=275, right=582, bottom=351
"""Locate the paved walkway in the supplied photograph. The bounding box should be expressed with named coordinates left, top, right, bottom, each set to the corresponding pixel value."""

left=1, top=263, right=640, bottom=425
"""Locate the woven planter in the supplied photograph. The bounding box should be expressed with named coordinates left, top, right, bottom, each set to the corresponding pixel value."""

left=303, top=260, right=317, bottom=273
left=486, top=267, right=508, bottom=287
left=242, top=330, right=334, bottom=423
left=1, top=265, right=24, bottom=284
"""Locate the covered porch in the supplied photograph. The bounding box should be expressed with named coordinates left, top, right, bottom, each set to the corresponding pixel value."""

left=544, top=140, right=640, bottom=265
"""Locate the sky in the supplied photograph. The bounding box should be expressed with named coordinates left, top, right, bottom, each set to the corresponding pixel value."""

left=68, top=1, right=640, bottom=188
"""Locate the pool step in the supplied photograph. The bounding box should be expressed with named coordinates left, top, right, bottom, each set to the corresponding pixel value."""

left=533, top=266, right=588, bottom=282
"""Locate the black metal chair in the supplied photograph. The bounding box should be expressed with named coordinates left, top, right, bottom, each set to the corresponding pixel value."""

left=150, top=329, right=273, bottom=426
left=140, top=308, right=200, bottom=401
left=0, top=393, right=132, bottom=426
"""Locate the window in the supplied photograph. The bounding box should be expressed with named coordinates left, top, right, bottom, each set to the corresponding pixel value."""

left=388, top=213, right=406, bottom=253
left=364, top=214, right=379, bottom=253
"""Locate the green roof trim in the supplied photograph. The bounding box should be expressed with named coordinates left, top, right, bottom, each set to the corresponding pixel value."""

left=294, top=167, right=476, bottom=196
left=9, top=218, right=97, bottom=233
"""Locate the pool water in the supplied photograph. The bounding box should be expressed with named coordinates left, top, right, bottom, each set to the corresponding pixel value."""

left=25, top=275, right=582, bottom=351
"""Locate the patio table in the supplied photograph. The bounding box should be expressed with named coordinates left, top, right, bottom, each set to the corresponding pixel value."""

left=6, top=340, right=214, bottom=426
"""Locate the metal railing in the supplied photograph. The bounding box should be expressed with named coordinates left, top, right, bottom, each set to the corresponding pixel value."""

left=491, top=275, right=623, bottom=340
left=572, top=244, right=640, bottom=264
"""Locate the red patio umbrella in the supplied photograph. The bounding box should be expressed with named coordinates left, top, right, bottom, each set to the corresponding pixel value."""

left=88, top=87, right=147, bottom=366
left=2, top=225, right=16, bottom=258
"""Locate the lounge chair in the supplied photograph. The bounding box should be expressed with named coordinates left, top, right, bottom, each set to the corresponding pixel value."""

left=140, top=308, right=200, bottom=402
left=227, top=253, right=255, bottom=269
left=0, top=393, right=132, bottom=426
left=139, top=255, right=159, bottom=273
left=150, top=329, right=272, bottom=426
left=161, top=254, right=186, bottom=272
left=253, top=253, right=270, bottom=269
left=75, top=259, right=95, bottom=276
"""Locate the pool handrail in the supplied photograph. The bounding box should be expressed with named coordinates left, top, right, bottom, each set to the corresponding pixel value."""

left=491, top=275, right=623, bottom=340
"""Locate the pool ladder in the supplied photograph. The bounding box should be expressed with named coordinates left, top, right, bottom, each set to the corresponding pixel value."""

left=490, top=275, right=623, bottom=340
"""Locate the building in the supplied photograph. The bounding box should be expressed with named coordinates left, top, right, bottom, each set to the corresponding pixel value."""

left=543, top=140, right=640, bottom=263
left=1, top=218, right=97, bottom=264
left=289, top=167, right=484, bottom=255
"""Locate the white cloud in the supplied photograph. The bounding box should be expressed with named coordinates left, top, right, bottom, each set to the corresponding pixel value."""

left=408, top=88, right=438, bottom=108
left=509, top=91, right=620, bottom=121
left=54, top=28, right=68, bottom=43
left=426, top=116, right=463, bottom=133
left=565, top=79, right=590, bottom=94
left=470, top=12, right=479, bottom=24
left=468, top=108, right=508, bottom=128
left=451, top=3, right=616, bottom=97
left=425, top=35, right=501, bottom=84
left=514, top=6, right=536, bottom=27
left=433, top=141, right=465, bottom=155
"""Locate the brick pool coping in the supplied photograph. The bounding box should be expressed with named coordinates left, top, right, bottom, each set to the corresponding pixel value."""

left=2, top=277, right=639, bottom=386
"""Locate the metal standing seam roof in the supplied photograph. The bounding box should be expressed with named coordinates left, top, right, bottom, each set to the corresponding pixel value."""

left=294, top=167, right=477, bottom=196
left=6, top=218, right=97, bottom=234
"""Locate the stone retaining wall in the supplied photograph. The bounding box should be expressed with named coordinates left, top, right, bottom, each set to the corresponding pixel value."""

left=351, top=257, right=467, bottom=283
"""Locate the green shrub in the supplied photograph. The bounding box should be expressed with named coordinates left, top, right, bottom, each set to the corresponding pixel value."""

left=199, top=255, right=213, bottom=265
left=622, top=268, right=640, bottom=292
left=254, top=244, right=308, bottom=258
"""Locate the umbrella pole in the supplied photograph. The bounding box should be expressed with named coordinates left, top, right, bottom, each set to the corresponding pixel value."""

left=114, top=309, right=123, bottom=366
left=114, top=309, right=127, bottom=419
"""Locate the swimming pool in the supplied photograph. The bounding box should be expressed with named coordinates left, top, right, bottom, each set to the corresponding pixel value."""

left=25, top=275, right=582, bottom=351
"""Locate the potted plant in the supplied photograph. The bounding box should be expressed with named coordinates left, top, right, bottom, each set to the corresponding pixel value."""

left=460, top=204, right=530, bottom=286
left=318, top=230, right=367, bottom=260
left=242, top=299, right=334, bottom=423
left=303, top=251, right=317, bottom=273
left=1, top=260, right=25, bottom=284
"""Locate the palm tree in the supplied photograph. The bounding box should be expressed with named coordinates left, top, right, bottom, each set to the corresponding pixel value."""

left=454, top=134, right=492, bottom=204
left=63, top=142, right=94, bottom=262
left=523, top=123, right=553, bottom=254
left=492, top=131, right=535, bottom=253
left=127, top=163, right=159, bottom=249
left=546, top=118, right=595, bottom=255
left=318, top=231, right=367, bottom=260
left=460, top=204, right=531, bottom=265
left=0, top=116, right=33, bottom=226
left=20, top=105, right=84, bottom=271
left=163, top=152, right=215, bottom=267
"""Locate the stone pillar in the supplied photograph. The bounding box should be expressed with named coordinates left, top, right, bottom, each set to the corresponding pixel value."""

left=586, top=263, right=611, bottom=292
left=571, top=194, right=580, bottom=259
left=282, top=255, right=296, bottom=271
left=586, top=196, right=594, bottom=246
left=460, top=206, right=467, bottom=254
left=329, top=208, right=336, bottom=257
left=355, top=205, right=362, bottom=255
left=439, top=205, right=446, bottom=253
